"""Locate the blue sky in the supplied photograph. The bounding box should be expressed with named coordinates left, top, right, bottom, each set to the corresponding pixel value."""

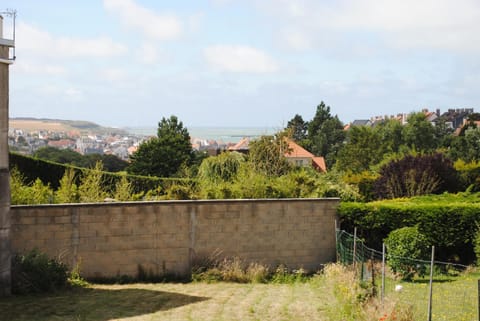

left=2, top=0, right=480, bottom=128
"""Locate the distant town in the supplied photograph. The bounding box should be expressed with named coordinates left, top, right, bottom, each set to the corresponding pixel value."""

left=7, top=107, right=476, bottom=160
left=7, top=118, right=271, bottom=160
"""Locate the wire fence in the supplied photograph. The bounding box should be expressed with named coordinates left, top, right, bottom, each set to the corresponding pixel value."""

left=336, top=228, right=478, bottom=321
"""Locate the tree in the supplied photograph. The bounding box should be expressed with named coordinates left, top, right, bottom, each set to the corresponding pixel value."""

left=377, top=119, right=404, bottom=154
left=433, top=117, right=455, bottom=149
left=127, top=115, right=193, bottom=177
left=248, top=134, right=292, bottom=177
left=33, top=146, right=128, bottom=172
left=307, top=102, right=345, bottom=168
left=34, top=146, right=83, bottom=165
left=286, top=114, right=308, bottom=143
left=335, top=125, right=385, bottom=173
left=402, top=112, right=436, bottom=152
left=83, top=154, right=128, bottom=172
left=449, top=127, right=480, bottom=162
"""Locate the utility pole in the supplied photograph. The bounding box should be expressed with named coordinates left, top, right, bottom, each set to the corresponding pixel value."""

left=0, top=12, right=15, bottom=296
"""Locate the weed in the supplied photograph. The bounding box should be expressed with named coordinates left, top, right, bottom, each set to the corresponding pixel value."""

left=11, top=249, right=69, bottom=294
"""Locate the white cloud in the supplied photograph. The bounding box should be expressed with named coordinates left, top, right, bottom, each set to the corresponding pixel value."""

left=65, top=88, right=82, bottom=98
left=204, top=45, right=278, bottom=73
left=16, top=22, right=127, bottom=58
left=14, top=61, right=66, bottom=75
left=281, top=29, right=312, bottom=51
left=98, top=68, right=128, bottom=82
left=136, top=43, right=160, bottom=64
left=104, top=0, right=182, bottom=40
left=260, top=0, right=480, bottom=53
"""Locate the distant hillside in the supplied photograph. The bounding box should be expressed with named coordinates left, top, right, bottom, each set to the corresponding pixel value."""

left=9, top=117, right=128, bottom=135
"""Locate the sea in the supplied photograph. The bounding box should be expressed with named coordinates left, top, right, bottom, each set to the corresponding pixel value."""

left=125, top=126, right=277, bottom=143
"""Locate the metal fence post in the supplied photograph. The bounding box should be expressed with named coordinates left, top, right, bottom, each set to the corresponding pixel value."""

left=381, top=243, right=386, bottom=306
left=427, top=246, right=435, bottom=321
left=353, top=227, right=357, bottom=268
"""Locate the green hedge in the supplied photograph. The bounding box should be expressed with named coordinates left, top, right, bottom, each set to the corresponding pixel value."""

left=338, top=194, right=480, bottom=264
left=9, top=152, right=195, bottom=195
left=10, top=152, right=66, bottom=189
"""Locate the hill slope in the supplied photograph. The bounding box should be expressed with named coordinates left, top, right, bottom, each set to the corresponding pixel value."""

left=9, top=117, right=127, bottom=135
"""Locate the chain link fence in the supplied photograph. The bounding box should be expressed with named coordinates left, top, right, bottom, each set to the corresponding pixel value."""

left=336, top=228, right=478, bottom=321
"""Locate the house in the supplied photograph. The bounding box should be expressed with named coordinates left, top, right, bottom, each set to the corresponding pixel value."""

left=47, top=139, right=76, bottom=150
left=441, top=108, right=474, bottom=129
left=423, top=108, right=438, bottom=123
left=284, top=138, right=327, bottom=172
left=228, top=137, right=250, bottom=154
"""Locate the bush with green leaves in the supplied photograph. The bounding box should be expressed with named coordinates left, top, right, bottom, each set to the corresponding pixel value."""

left=474, top=226, right=480, bottom=265
left=384, top=226, right=430, bottom=280
left=454, top=159, right=480, bottom=192
left=55, top=167, right=79, bottom=203
left=10, top=168, right=54, bottom=205
left=78, top=161, right=109, bottom=202
left=11, top=249, right=69, bottom=294
left=198, top=151, right=245, bottom=183
left=339, top=193, right=480, bottom=264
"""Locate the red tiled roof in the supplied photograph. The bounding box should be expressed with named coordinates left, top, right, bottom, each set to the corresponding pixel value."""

left=312, top=157, right=327, bottom=172
left=284, top=138, right=327, bottom=172
left=284, top=138, right=314, bottom=158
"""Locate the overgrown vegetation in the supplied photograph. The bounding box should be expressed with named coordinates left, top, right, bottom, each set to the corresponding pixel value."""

left=191, top=252, right=308, bottom=284
left=11, top=249, right=70, bottom=294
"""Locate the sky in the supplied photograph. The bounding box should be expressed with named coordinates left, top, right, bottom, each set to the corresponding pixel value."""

left=1, top=0, right=480, bottom=128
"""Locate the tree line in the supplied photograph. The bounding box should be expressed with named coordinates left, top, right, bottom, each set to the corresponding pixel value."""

left=11, top=102, right=480, bottom=203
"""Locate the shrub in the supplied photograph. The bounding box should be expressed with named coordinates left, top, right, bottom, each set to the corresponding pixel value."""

left=113, top=173, right=134, bottom=201
left=384, top=226, right=430, bottom=281
left=374, top=153, right=459, bottom=199
left=339, top=194, right=480, bottom=264
left=55, top=167, right=79, bottom=203
left=342, top=171, right=378, bottom=202
left=455, top=159, right=480, bottom=192
left=474, top=226, right=480, bottom=265
left=12, top=249, right=69, bottom=294
left=197, top=152, right=245, bottom=183
left=78, top=162, right=109, bottom=202
left=10, top=168, right=54, bottom=205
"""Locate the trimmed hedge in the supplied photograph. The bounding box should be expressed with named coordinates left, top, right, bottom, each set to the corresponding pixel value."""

left=338, top=195, right=480, bottom=264
left=9, top=152, right=195, bottom=195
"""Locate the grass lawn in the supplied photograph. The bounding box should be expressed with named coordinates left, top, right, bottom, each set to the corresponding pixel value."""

left=0, top=282, right=329, bottom=321
left=0, top=271, right=478, bottom=321
left=386, top=271, right=480, bottom=321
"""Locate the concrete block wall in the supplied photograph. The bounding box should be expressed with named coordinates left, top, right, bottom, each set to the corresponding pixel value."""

left=0, top=16, right=12, bottom=295
left=11, top=198, right=339, bottom=278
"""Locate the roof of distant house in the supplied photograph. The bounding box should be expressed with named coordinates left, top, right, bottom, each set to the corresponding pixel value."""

left=351, top=119, right=371, bottom=127
left=228, top=137, right=250, bottom=151
left=312, top=157, right=327, bottom=173
left=284, top=138, right=327, bottom=172
left=284, top=138, right=314, bottom=158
